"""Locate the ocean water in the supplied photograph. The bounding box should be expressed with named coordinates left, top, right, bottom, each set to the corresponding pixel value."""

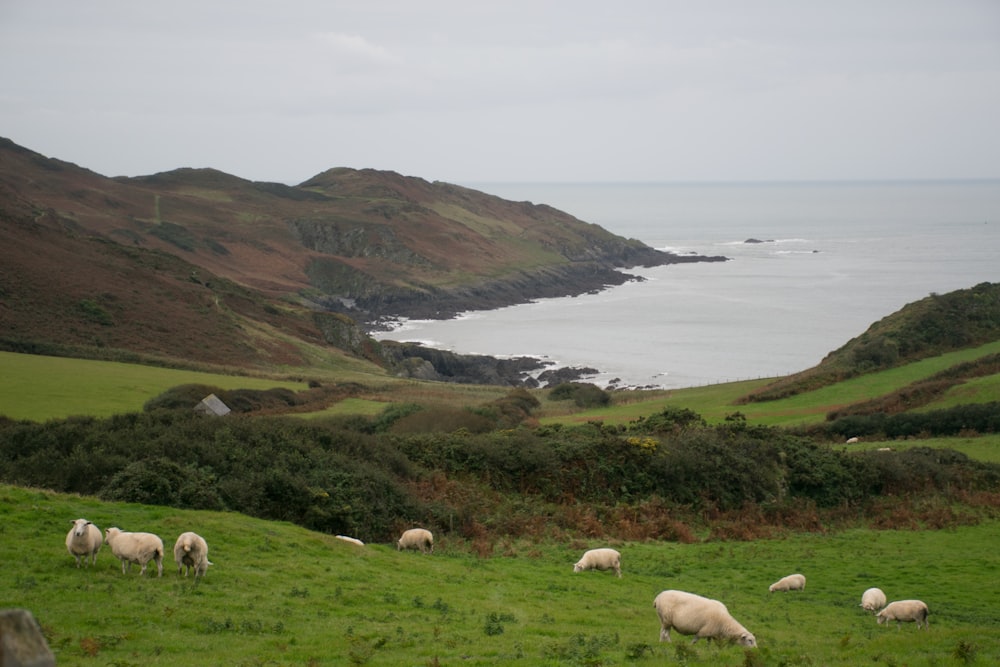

left=373, top=181, right=1000, bottom=389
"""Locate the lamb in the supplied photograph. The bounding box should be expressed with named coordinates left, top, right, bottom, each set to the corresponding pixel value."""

left=769, top=573, right=806, bottom=592
left=573, top=548, right=622, bottom=578
left=396, top=528, right=433, bottom=554
left=653, top=590, right=757, bottom=647
left=103, top=527, right=164, bottom=577
left=335, top=535, right=365, bottom=547
left=173, top=531, right=212, bottom=579
left=66, top=518, right=102, bottom=568
left=860, top=587, right=887, bottom=613
left=877, top=600, right=929, bottom=629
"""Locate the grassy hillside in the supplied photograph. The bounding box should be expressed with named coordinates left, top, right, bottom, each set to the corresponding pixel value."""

left=1, top=136, right=712, bottom=377
left=741, top=283, right=1000, bottom=403
left=539, top=340, right=1000, bottom=428
left=5, top=337, right=999, bottom=427
left=4, top=484, right=998, bottom=666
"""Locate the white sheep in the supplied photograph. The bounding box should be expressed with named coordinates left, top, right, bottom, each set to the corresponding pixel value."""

left=103, top=527, right=164, bottom=577
left=397, top=528, right=433, bottom=554
left=573, top=548, right=622, bottom=578
left=335, top=535, right=365, bottom=547
left=173, top=531, right=212, bottom=579
left=846, top=437, right=860, bottom=443
left=66, top=518, right=102, bottom=568
left=653, top=590, right=757, bottom=647
left=860, top=587, right=887, bottom=613
left=769, top=573, right=806, bottom=592
left=877, top=600, right=929, bottom=629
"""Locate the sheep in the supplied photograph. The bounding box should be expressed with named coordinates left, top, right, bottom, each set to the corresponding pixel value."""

left=860, top=587, right=887, bottom=613
left=66, top=518, right=102, bottom=568
left=573, top=548, right=622, bottom=578
left=173, top=531, right=212, bottom=579
left=846, top=437, right=860, bottom=444
left=335, top=535, right=365, bottom=547
left=103, top=527, right=164, bottom=577
left=769, top=573, right=806, bottom=592
left=396, top=528, right=433, bottom=554
left=877, top=600, right=929, bottom=629
left=653, top=590, right=757, bottom=647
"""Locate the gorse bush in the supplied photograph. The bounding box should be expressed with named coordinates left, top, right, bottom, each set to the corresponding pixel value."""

left=1, top=404, right=998, bottom=542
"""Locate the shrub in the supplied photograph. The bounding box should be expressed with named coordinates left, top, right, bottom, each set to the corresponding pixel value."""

left=548, top=382, right=610, bottom=408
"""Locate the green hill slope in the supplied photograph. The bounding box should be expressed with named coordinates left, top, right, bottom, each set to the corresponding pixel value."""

left=4, top=484, right=998, bottom=666
left=741, top=282, right=1000, bottom=403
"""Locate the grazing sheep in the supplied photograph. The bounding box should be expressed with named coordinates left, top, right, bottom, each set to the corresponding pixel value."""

left=769, top=573, right=806, bottom=592
left=573, top=548, right=622, bottom=578
left=860, top=587, right=887, bottom=613
left=846, top=437, right=860, bottom=443
left=335, top=535, right=365, bottom=547
left=653, top=590, right=757, bottom=647
left=173, top=531, right=212, bottom=579
left=877, top=600, right=929, bottom=629
left=397, top=528, right=433, bottom=554
left=66, top=518, right=102, bottom=568
left=103, top=527, right=164, bottom=577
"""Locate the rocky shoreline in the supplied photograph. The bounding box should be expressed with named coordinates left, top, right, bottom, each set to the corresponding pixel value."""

left=349, top=249, right=729, bottom=388
left=356, top=249, right=727, bottom=329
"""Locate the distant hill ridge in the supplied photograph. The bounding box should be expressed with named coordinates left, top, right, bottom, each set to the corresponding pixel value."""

left=0, top=137, right=723, bottom=377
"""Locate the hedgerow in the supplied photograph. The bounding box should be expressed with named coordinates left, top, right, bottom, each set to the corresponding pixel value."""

left=1, top=402, right=998, bottom=543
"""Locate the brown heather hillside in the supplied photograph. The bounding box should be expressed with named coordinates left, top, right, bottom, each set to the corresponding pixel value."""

left=0, top=137, right=723, bottom=373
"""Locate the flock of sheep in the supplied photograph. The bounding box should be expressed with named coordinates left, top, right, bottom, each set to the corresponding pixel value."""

left=67, top=520, right=930, bottom=648
left=572, top=548, right=930, bottom=647
left=65, top=518, right=211, bottom=580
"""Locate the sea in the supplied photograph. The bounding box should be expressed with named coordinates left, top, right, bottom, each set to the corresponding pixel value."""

left=371, top=181, right=1000, bottom=389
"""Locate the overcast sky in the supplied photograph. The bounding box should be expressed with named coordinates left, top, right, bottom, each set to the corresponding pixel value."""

left=2, top=1, right=999, bottom=185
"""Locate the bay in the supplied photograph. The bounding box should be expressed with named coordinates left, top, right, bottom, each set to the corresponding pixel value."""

left=373, top=181, right=1000, bottom=389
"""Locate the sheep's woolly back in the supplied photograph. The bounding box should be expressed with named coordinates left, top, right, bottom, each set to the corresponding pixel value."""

left=173, top=531, right=211, bottom=578
left=769, top=573, right=806, bottom=592
left=860, top=587, right=887, bottom=612
left=66, top=518, right=102, bottom=568
left=654, top=590, right=757, bottom=647
left=104, top=527, right=164, bottom=577
left=397, top=528, right=434, bottom=553
left=877, top=600, right=929, bottom=628
left=573, top=548, right=622, bottom=577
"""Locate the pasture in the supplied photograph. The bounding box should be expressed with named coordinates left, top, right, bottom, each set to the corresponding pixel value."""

left=542, top=340, right=1000, bottom=427
left=0, top=351, right=308, bottom=422
left=4, top=484, right=998, bottom=666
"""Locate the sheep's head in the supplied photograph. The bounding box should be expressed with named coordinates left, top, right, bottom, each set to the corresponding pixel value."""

left=738, top=632, right=757, bottom=647
left=71, top=519, right=91, bottom=537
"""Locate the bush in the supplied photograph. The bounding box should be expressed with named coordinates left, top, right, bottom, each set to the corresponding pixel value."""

left=548, top=382, right=610, bottom=408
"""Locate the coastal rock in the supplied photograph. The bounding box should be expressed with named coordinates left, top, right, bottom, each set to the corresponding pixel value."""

left=379, top=341, right=548, bottom=386
left=537, top=366, right=600, bottom=387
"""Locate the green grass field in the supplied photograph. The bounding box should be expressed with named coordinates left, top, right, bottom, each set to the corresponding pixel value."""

left=0, top=351, right=307, bottom=421
left=4, top=484, right=998, bottom=666
left=4, top=340, right=999, bottom=429
left=541, top=340, right=1000, bottom=428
